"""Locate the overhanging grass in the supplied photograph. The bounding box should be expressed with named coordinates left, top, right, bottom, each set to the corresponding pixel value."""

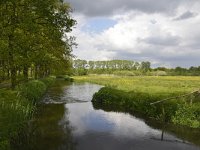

left=0, top=77, right=55, bottom=149
left=75, top=75, right=200, bottom=128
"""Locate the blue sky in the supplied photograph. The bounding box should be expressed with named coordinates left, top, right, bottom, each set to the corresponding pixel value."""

left=82, top=18, right=117, bottom=33
left=69, top=0, right=200, bottom=68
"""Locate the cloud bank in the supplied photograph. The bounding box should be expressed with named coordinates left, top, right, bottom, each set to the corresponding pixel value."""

left=67, top=0, right=200, bottom=67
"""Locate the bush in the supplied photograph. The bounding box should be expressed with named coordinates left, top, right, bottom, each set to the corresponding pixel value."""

left=0, top=77, right=55, bottom=149
left=92, top=87, right=192, bottom=125
left=150, top=71, right=167, bottom=76
left=64, top=76, right=74, bottom=82
left=56, top=75, right=74, bottom=82
left=172, top=104, right=200, bottom=128
left=18, top=80, right=47, bottom=103
left=40, top=76, right=55, bottom=87
left=0, top=90, right=35, bottom=149
left=0, top=77, right=54, bottom=150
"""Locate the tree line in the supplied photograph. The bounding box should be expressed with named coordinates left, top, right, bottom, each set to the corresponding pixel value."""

left=0, top=0, right=76, bottom=88
left=73, top=59, right=200, bottom=76
left=73, top=59, right=151, bottom=75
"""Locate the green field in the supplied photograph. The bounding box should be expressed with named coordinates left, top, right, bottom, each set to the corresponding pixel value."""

left=74, top=75, right=200, bottom=128
left=74, top=75, right=200, bottom=96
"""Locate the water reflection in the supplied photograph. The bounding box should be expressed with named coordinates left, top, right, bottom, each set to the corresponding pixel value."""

left=13, top=81, right=200, bottom=150
left=66, top=102, right=199, bottom=150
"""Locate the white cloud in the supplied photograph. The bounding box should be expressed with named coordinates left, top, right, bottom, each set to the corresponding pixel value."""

left=70, top=1, right=200, bottom=67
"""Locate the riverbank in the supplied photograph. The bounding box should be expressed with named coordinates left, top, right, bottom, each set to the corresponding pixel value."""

left=0, top=77, right=55, bottom=150
left=74, top=75, right=200, bottom=128
left=15, top=81, right=200, bottom=149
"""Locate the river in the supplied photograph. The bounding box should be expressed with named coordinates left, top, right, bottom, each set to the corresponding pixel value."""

left=16, top=80, right=200, bottom=150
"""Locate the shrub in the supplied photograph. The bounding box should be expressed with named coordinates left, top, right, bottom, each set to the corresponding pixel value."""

left=172, top=104, right=200, bottom=128
left=18, top=80, right=46, bottom=103
left=150, top=71, right=167, bottom=76
left=40, top=76, right=55, bottom=87
left=92, top=87, right=192, bottom=125
left=0, top=90, right=35, bottom=149
left=56, top=75, right=74, bottom=82
left=0, top=77, right=55, bottom=149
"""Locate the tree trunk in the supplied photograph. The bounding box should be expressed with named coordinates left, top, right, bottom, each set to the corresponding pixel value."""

left=18, top=68, right=21, bottom=76
left=34, top=65, right=38, bottom=79
left=23, top=66, right=28, bottom=81
left=8, top=2, right=17, bottom=89
left=11, top=67, right=16, bottom=89
left=30, top=67, right=33, bottom=78
left=7, top=69, right=10, bottom=79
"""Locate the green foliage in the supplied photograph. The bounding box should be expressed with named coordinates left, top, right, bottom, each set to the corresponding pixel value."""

left=113, top=70, right=142, bottom=76
left=0, top=140, right=10, bottom=150
left=140, top=61, right=151, bottom=72
left=0, top=77, right=55, bottom=149
left=56, top=75, right=74, bottom=81
left=92, top=87, right=199, bottom=127
left=148, top=71, right=167, bottom=76
left=74, top=68, right=88, bottom=76
left=74, top=75, right=200, bottom=96
left=172, top=104, right=200, bottom=128
left=93, top=87, right=169, bottom=120
left=40, top=77, right=55, bottom=87
left=73, top=59, right=150, bottom=75
left=113, top=71, right=135, bottom=76
left=64, top=76, right=74, bottom=82
left=73, top=59, right=200, bottom=77
left=0, top=89, right=35, bottom=149
left=76, top=75, right=200, bottom=128
left=0, top=0, right=76, bottom=87
left=18, top=80, right=47, bottom=103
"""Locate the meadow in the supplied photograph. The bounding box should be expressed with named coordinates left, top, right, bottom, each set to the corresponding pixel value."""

left=74, top=75, right=200, bottom=96
left=74, top=75, right=200, bottom=128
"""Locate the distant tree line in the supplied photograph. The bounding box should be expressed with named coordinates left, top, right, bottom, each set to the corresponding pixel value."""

left=154, top=66, right=200, bottom=76
left=73, top=59, right=200, bottom=76
left=73, top=59, right=151, bottom=75
left=0, top=0, right=76, bottom=88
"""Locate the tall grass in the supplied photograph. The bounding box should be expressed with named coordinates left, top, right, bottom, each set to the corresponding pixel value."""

left=75, top=75, right=200, bottom=128
left=74, top=75, right=200, bottom=96
left=0, top=77, right=55, bottom=149
left=18, top=80, right=47, bottom=103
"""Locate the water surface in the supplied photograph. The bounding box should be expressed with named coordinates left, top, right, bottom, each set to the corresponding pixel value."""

left=18, top=80, right=200, bottom=150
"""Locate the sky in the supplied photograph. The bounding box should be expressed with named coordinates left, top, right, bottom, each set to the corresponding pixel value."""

left=67, top=0, right=200, bottom=68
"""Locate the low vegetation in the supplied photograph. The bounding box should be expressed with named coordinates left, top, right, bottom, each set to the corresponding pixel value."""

left=75, top=75, right=200, bottom=128
left=0, top=77, right=55, bottom=150
left=56, top=75, right=74, bottom=82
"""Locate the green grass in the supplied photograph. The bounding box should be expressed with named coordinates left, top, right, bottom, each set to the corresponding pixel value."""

left=74, top=75, right=200, bottom=96
left=56, top=75, right=74, bottom=82
left=75, top=75, right=200, bottom=128
left=0, top=89, right=35, bottom=150
left=0, top=77, right=55, bottom=149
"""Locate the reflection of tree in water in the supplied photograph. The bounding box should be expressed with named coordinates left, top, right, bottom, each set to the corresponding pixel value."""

left=12, top=104, right=76, bottom=150
left=92, top=101, right=200, bottom=147
left=43, top=80, right=72, bottom=103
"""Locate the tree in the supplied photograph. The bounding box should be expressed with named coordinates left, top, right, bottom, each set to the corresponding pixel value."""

left=140, top=61, right=151, bottom=72
left=0, top=0, right=76, bottom=88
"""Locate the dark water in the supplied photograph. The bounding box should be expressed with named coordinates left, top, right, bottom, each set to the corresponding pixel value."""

left=18, top=80, right=200, bottom=150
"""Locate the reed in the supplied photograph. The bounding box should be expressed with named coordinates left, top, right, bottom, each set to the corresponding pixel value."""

left=0, top=77, right=55, bottom=149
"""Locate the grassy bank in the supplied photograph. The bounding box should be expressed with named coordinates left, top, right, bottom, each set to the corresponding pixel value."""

left=0, top=77, right=55, bottom=150
left=74, top=75, right=200, bottom=128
